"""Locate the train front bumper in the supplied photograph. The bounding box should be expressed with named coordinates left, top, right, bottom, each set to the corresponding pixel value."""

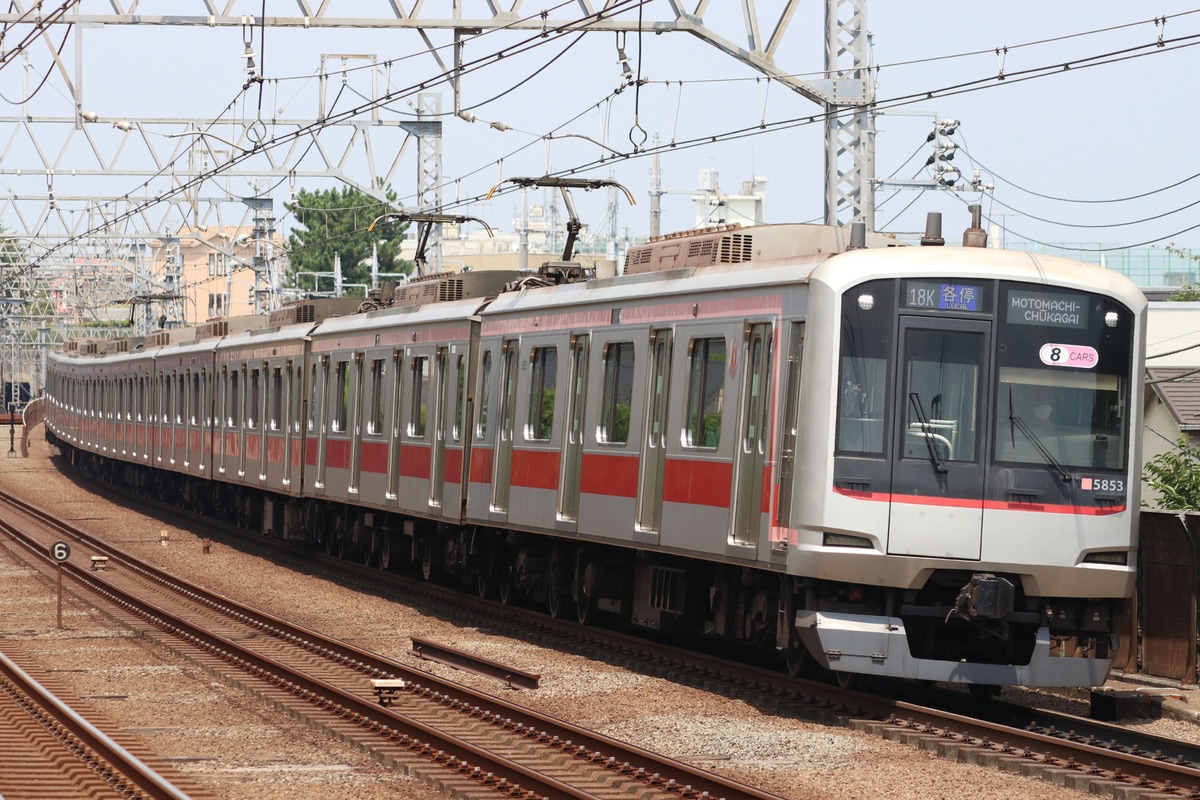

left=795, top=610, right=1113, bottom=687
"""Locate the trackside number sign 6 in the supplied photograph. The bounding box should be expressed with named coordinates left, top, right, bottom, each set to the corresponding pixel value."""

left=51, top=541, right=71, bottom=562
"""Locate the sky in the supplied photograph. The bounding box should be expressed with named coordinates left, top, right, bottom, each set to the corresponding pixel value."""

left=2, top=1, right=1198, bottom=257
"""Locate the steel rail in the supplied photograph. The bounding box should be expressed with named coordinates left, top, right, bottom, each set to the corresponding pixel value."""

left=0, top=486, right=790, bottom=800
left=0, top=651, right=193, bottom=800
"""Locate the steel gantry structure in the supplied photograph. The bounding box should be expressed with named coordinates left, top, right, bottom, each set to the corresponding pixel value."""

left=0, top=0, right=874, bottom=398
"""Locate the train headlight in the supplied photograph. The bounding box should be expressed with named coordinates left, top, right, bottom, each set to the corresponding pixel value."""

left=1104, top=311, right=1119, bottom=328
left=1083, top=551, right=1128, bottom=566
left=823, top=532, right=873, bottom=549
left=857, top=293, right=874, bottom=311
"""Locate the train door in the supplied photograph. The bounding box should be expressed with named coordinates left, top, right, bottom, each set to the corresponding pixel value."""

left=429, top=346, right=448, bottom=509
left=887, top=317, right=991, bottom=560
left=254, top=363, right=268, bottom=482
left=636, top=329, right=673, bottom=534
left=491, top=339, right=519, bottom=514
left=314, top=356, right=329, bottom=493
left=775, top=323, right=805, bottom=532
left=283, top=361, right=299, bottom=488
left=270, top=364, right=284, bottom=485
left=386, top=350, right=403, bottom=501
left=238, top=365, right=250, bottom=479
left=349, top=353, right=364, bottom=495
left=731, top=323, right=772, bottom=547
left=557, top=334, right=589, bottom=523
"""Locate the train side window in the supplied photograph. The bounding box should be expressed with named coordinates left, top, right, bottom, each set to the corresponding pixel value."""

left=366, top=358, right=385, bottom=436
left=684, top=337, right=725, bottom=449
left=308, top=364, right=319, bottom=433
left=599, top=341, right=634, bottom=444
left=163, top=375, right=172, bottom=425
left=453, top=354, right=465, bottom=442
left=229, top=369, right=241, bottom=428
left=270, top=367, right=283, bottom=431
left=191, top=373, right=201, bottom=426
left=526, top=346, right=557, bottom=441
left=247, top=368, right=260, bottom=430
left=476, top=350, right=492, bottom=440
left=409, top=356, right=429, bottom=438
left=292, top=366, right=303, bottom=434
left=176, top=374, right=185, bottom=424
left=332, top=360, right=349, bottom=433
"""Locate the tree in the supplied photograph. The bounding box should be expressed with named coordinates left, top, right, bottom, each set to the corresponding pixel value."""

left=1154, top=243, right=1200, bottom=300
left=1142, top=435, right=1200, bottom=510
left=284, top=183, right=410, bottom=295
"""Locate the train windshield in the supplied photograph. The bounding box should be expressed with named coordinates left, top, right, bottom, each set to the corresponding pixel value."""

left=992, top=282, right=1132, bottom=471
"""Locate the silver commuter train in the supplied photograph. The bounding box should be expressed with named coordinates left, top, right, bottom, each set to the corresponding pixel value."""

left=44, top=216, right=1146, bottom=688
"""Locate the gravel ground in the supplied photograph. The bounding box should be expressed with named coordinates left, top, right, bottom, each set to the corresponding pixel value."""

left=0, top=435, right=1183, bottom=800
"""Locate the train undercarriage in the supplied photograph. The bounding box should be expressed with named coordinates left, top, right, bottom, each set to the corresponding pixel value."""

left=60, top=441, right=1121, bottom=685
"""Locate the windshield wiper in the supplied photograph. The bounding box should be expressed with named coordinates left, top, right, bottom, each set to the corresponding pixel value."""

left=908, top=392, right=948, bottom=473
left=1007, top=388, right=1071, bottom=482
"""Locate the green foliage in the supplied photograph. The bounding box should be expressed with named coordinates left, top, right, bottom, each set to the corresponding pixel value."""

left=1169, top=284, right=1200, bottom=301
left=1155, top=243, right=1200, bottom=300
left=284, top=183, right=411, bottom=294
left=1142, top=436, right=1200, bottom=510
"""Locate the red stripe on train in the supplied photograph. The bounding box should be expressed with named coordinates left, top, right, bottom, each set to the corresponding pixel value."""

left=511, top=448, right=559, bottom=491
left=832, top=485, right=1125, bottom=516
left=663, top=459, right=732, bottom=508
left=579, top=452, right=639, bottom=497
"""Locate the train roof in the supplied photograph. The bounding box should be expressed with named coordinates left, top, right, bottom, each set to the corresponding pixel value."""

left=811, top=246, right=1148, bottom=310
left=622, top=222, right=902, bottom=274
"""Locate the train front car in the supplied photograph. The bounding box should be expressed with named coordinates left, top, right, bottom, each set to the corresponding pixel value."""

left=792, top=245, right=1145, bottom=687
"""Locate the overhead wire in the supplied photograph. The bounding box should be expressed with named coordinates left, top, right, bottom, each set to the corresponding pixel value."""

left=21, top=2, right=1200, bottom=264
left=27, top=0, right=653, bottom=268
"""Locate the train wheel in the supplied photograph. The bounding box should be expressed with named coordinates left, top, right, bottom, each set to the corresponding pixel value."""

left=362, top=543, right=374, bottom=568
left=421, top=543, right=433, bottom=580
left=476, top=569, right=491, bottom=599
left=576, top=595, right=596, bottom=625
left=834, top=671, right=859, bottom=691
left=784, top=647, right=809, bottom=678
left=498, top=563, right=515, bottom=605
left=379, top=535, right=391, bottom=571
left=547, top=563, right=570, bottom=619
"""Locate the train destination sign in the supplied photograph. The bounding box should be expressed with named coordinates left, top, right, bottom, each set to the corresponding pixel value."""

left=1006, top=289, right=1088, bottom=329
left=904, top=281, right=982, bottom=311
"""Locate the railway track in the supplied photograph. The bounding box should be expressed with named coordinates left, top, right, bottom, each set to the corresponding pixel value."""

left=9, top=475, right=1200, bottom=798
left=0, top=485, right=787, bottom=800
left=0, top=644, right=207, bottom=800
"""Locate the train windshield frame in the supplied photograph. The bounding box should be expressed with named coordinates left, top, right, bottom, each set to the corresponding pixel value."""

left=835, top=278, right=1135, bottom=474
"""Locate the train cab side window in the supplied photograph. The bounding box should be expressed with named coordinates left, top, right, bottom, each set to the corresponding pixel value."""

left=526, top=346, right=557, bottom=441
left=365, top=359, right=385, bottom=436
left=599, top=341, right=634, bottom=444
left=409, top=356, right=429, bottom=438
left=332, top=360, right=349, bottom=433
left=836, top=279, right=895, bottom=456
left=684, top=337, right=726, bottom=449
left=476, top=350, right=492, bottom=440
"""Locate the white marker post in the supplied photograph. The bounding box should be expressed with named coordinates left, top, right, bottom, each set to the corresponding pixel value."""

left=50, top=541, right=71, bottom=629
